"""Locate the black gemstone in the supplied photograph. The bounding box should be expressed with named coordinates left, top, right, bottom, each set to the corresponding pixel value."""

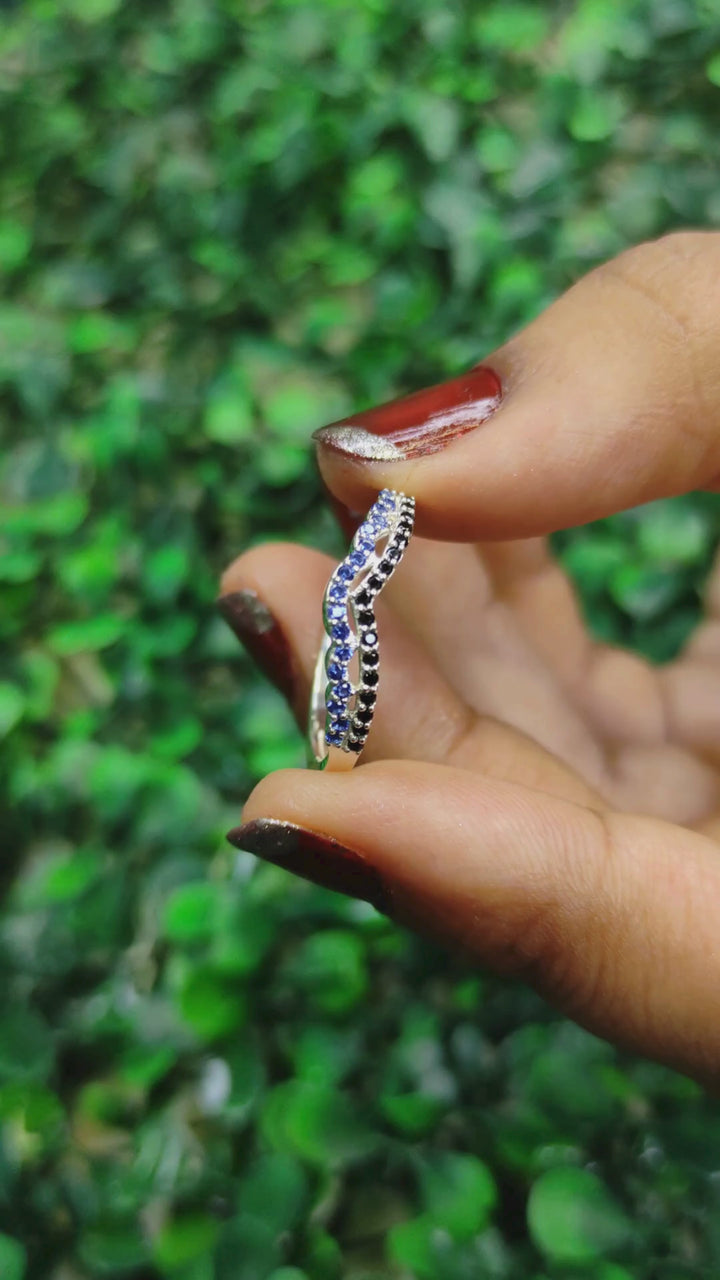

left=363, top=671, right=379, bottom=687
left=367, top=574, right=383, bottom=592
left=355, top=707, right=374, bottom=725
left=358, top=689, right=376, bottom=707
left=355, top=587, right=372, bottom=607
left=363, top=650, right=379, bottom=667
left=357, top=609, right=374, bottom=628
left=386, top=546, right=401, bottom=561
left=347, top=738, right=363, bottom=753
left=378, top=559, right=393, bottom=575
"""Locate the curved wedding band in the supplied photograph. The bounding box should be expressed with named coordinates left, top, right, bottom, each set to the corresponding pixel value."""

left=308, top=489, right=416, bottom=770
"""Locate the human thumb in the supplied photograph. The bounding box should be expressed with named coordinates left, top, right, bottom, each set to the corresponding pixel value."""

left=313, top=231, right=720, bottom=540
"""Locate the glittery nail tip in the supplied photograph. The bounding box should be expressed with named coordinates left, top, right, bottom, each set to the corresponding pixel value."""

left=312, top=366, right=502, bottom=461
left=312, top=425, right=407, bottom=461
left=226, top=817, right=391, bottom=913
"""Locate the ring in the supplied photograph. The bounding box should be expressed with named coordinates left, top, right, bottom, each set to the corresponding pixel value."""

left=308, top=488, right=416, bottom=770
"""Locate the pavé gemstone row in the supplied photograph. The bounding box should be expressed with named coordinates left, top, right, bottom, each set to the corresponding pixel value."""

left=322, top=489, right=416, bottom=751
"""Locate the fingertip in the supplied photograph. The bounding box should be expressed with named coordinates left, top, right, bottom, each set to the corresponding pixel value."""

left=238, top=766, right=321, bottom=828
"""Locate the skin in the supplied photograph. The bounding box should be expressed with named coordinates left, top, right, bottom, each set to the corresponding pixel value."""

left=222, top=231, right=720, bottom=1088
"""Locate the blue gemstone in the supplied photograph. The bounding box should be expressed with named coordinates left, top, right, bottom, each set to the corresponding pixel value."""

left=334, top=644, right=353, bottom=663
left=331, top=621, right=350, bottom=641
left=349, top=549, right=366, bottom=570
left=327, top=602, right=346, bottom=621
left=326, top=728, right=344, bottom=746
left=326, top=696, right=346, bottom=716
left=328, top=581, right=346, bottom=602
left=334, top=680, right=352, bottom=698
left=338, top=563, right=355, bottom=582
left=327, top=661, right=345, bottom=681
left=357, top=533, right=375, bottom=553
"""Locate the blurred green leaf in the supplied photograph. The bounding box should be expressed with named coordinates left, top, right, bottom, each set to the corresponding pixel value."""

left=153, top=1214, right=220, bottom=1272
left=203, top=376, right=255, bottom=445
left=402, top=92, right=460, bottom=162
left=215, top=1215, right=281, bottom=1280
left=238, top=1152, right=308, bottom=1235
left=68, top=312, right=132, bottom=354
left=419, top=1152, right=498, bottom=1239
left=79, top=1224, right=150, bottom=1274
left=380, top=1091, right=445, bottom=1136
left=0, top=1235, right=27, bottom=1280
left=475, top=3, right=550, bottom=52
left=18, top=847, right=103, bottom=906
left=292, top=929, right=368, bottom=1014
left=0, top=1007, right=54, bottom=1084
left=120, top=1044, right=176, bottom=1089
left=142, top=544, right=191, bottom=603
left=48, top=614, right=125, bottom=655
left=0, top=683, right=25, bottom=737
left=177, top=967, right=247, bottom=1041
left=261, top=1080, right=376, bottom=1167
left=569, top=89, right=627, bottom=141
left=636, top=501, right=710, bottom=566
left=387, top=1216, right=438, bottom=1279
left=0, top=222, right=31, bottom=272
left=706, top=52, right=720, bottom=86
left=609, top=563, right=686, bottom=621
left=163, top=881, right=221, bottom=943
left=527, top=1167, right=632, bottom=1264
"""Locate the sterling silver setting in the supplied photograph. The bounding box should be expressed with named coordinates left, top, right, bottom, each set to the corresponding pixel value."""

left=308, top=488, right=415, bottom=770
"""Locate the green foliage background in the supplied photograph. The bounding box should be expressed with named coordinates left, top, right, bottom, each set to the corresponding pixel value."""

left=2, top=1, right=720, bottom=1276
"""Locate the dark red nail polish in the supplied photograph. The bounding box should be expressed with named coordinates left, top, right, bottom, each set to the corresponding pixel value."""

left=217, top=590, right=296, bottom=704
left=312, top=364, right=502, bottom=462
left=227, top=818, right=391, bottom=913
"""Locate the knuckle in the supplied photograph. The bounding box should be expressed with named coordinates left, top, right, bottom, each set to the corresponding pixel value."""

left=477, top=808, right=622, bottom=1021
left=615, top=229, right=718, bottom=287
left=603, top=237, right=699, bottom=344
left=601, top=231, right=720, bottom=351
left=598, top=232, right=720, bottom=476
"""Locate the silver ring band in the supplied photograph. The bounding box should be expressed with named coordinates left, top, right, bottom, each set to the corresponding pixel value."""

left=308, top=488, right=416, bottom=770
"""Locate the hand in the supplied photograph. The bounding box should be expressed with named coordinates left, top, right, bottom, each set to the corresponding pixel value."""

left=219, top=231, right=720, bottom=1087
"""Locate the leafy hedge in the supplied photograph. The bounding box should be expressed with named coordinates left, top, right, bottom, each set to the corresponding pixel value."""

left=2, top=1, right=720, bottom=1277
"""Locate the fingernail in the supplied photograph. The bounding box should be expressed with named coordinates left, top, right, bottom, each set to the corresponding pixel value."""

left=312, top=364, right=502, bottom=461
left=217, top=590, right=296, bottom=704
left=227, top=818, right=391, bottom=913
